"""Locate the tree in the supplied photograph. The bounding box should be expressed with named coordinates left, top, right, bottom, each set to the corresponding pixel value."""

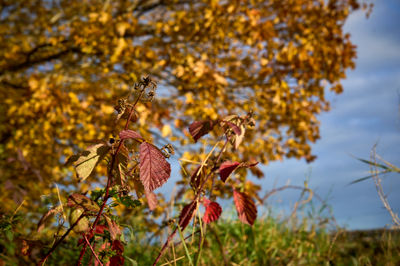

left=0, top=0, right=362, bottom=213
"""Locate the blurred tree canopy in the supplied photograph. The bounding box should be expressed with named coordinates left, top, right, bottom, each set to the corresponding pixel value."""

left=0, top=0, right=361, bottom=212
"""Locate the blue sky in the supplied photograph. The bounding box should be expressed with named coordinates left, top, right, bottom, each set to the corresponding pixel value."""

left=261, top=1, right=400, bottom=230
left=159, top=1, right=400, bottom=230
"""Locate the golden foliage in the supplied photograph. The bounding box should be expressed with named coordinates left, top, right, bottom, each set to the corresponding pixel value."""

left=0, top=0, right=360, bottom=212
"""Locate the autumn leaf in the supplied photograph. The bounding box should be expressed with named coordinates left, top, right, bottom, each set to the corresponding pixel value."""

left=233, top=124, right=246, bottom=150
left=190, top=165, right=205, bottom=190
left=94, top=224, right=107, bottom=235
left=114, top=144, right=129, bottom=186
left=178, top=201, right=197, bottom=230
left=105, top=216, right=122, bottom=241
left=110, top=240, right=124, bottom=266
left=233, top=190, right=257, bottom=226
left=0, top=0, right=362, bottom=216
left=69, top=209, right=89, bottom=233
left=222, top=121, right=241, bottom=135
left=202, top=198, right=222, bottom=224
left=110, top=255, right=125, bottom=266
left=240, top=161, right=259, bottom=168
left=145, top=190, right=158, bottom=211
left=112, top=239, right=124, bottom=254
left=67, top=193, right=100, bottom=213
left=70, top=143, right=110, bottom=182
left=188, top=120, right=216, bottom=142
left=139, top=142, right=171, bottom=192
left=119, top=129, right=143, bottom=140
left=250, top=165, right=264, bottom=178
left=219, top=161, right=259, bottom=182
left=219, top=161, right=241, bottom=182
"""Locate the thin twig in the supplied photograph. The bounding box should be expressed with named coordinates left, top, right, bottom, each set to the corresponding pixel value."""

left=152, top=137, right=230, bottom=265
left=38, top=212, right=85, bottom=265
left=83, top=234, right=103, bottom=266
left=261, top=185, right=323, bottom=204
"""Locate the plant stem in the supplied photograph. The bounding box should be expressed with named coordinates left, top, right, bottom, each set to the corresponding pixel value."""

left=195, top=206, right=204, bottom=266
left=77, top=91, right=144, bottom=265
left=38, top=212, right=85, bottom=265
left=84, top=234, right=103, bottom=266
left=177, top=224, right=193, bottom=266
left=152, top=137, right=230, bottom=265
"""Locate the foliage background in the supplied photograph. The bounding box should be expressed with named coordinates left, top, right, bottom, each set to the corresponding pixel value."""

left=0, top=0, right=360, bottom=219
left=1, top=0, right=400, bottom=264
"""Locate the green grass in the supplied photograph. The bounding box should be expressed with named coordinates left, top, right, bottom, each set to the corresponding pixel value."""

left=1, top=215, right=399, bottom=265
left=121, top=216, right=400, bottom=266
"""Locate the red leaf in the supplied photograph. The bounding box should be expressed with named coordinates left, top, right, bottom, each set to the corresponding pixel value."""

left=77, top=237, right=85, bottom=246
left=202, top=198, right=222, bottom=224
left=223, top=121, right=241, bottom=135
left=139, top=142, right=171, bottom=192
left=178, top=201, right=197, bottom=230
left=233, top=190, right=257, bottom=226
left=105, top=216, right=121, bottom=241
left=94, top=224, right=107, bottom=235
left=109, top=255, right=124, bottom=266
left=119, top=129, right=143, bottom=140
left=111, top=240, right=124, bottom=254
left=145, top=190, right=158, bottom=211
left=188, top=120, right=215, bottom=142
left=219, top=161, right=240, bottom=182
left=190, top=165, right=204, bottom=190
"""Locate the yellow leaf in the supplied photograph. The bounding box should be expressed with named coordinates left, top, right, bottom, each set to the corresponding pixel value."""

left=161, top=124, right=172, bottom=137
left=213, top=73, right=228, bottom=86
left=185, top=92, right=194, bottom=104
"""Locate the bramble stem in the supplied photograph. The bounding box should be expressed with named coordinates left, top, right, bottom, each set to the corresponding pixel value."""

left=152, top=136, right=230, bottom=265
left=77, top=90, right=144, bottom=265
left=38, top=212, right=85, bottom=265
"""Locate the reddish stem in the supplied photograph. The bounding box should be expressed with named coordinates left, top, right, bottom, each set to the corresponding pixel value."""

left=152, top=137, right=230, bottom=266
left=84, top=234, right=103, bottom=266
left=77, top=91, right=144, bottom=265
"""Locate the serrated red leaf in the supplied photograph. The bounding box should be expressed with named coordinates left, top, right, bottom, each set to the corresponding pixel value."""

left=188, top=120, right=215, bottom=142
left=145, top=190, right=158, bottom=211
left=139, top=142, right=171, bottom=192
left=105, top=216, right=121, bottom=241
left=178, top=201, right=197, bottom=230
left=202, top=198, right=222, bottom=224
left=119, top=129, right=143, bottom=140
left=219, top=161, right=240, bottom=182
left=233, top=190, right=257, bottom=226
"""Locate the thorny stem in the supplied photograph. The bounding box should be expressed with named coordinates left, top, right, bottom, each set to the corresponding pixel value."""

left=77, top=91, right=144, bottom=265
left=152, top=136, right=230, bottom=266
